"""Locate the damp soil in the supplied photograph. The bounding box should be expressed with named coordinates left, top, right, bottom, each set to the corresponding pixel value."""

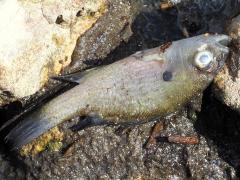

left=1, top=0, right=240, bottom=179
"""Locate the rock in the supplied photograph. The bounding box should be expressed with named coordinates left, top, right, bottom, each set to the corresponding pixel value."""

left=17, top=114, right=236, bottom=179
left=176, top=0, right=240, bottom=37
left=0, top=0, right=107, bottom=106
left=213, top=15, right=240, bottom=113
left=0, top=150, right=25, bottom=179
left=67, top=0, right=140, bottom=73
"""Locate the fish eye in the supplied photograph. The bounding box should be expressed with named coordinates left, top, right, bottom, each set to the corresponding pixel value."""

left=194, top=51, right=214, bottom=70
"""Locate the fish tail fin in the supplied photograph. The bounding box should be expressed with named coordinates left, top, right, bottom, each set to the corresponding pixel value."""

left=5, top=116, right=56, bottom=150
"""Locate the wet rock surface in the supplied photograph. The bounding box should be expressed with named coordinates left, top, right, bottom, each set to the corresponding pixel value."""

left=1, top=0, right=240, bottom=179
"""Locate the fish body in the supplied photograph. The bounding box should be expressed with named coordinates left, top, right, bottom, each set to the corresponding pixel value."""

left=5, top=34, right=230, bottom=148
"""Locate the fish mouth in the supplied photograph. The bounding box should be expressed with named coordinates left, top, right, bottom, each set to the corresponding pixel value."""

left=212, top=35, right=231, bottom=74
left=214, top=34, right=232, bottom=52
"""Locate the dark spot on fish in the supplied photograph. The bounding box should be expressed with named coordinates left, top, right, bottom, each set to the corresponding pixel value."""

left=55, top=15, right=64, bottom=24
left=163, top=71, right=172, bottom=81
left=159, top=42, right=172, bottom=53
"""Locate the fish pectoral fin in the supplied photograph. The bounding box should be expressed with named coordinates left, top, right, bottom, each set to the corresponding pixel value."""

left=71, top=115, right=112, bottom=132
left=51, top=66, right=104, bottom=84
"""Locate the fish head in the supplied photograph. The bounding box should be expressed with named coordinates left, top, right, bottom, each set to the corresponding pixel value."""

left=158, top=34, right=231, bottom=111
left=190, top=34, right=230, bottom=76
left=166, top=34, right=231, bottom=86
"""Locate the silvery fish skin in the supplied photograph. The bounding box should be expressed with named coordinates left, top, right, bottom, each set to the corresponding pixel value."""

left=5, top=34, right=230, bottom=149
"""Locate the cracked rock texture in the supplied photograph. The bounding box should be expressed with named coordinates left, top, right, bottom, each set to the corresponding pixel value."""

left=18, top=113, right=236, bottom=179
left=0, top=0, right=107, bottom=105
left=214, top=14, right=240, bottom=113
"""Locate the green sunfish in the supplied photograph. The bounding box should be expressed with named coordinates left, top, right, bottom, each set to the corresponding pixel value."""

left=5, top=34, right=231, bottom=149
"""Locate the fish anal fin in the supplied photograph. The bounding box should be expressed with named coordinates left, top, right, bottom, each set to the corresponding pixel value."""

left=71, top=115, right=111, bottom=132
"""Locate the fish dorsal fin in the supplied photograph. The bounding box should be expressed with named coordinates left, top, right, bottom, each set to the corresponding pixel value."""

left=51, top=67, right=103, bottom=84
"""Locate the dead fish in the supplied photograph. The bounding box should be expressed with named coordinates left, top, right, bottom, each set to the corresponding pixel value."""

left=4, top=34, right=230, bottom=149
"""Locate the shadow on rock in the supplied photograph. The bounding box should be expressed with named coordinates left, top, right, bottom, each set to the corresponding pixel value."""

left=195, top=86, right=240, bottom=176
